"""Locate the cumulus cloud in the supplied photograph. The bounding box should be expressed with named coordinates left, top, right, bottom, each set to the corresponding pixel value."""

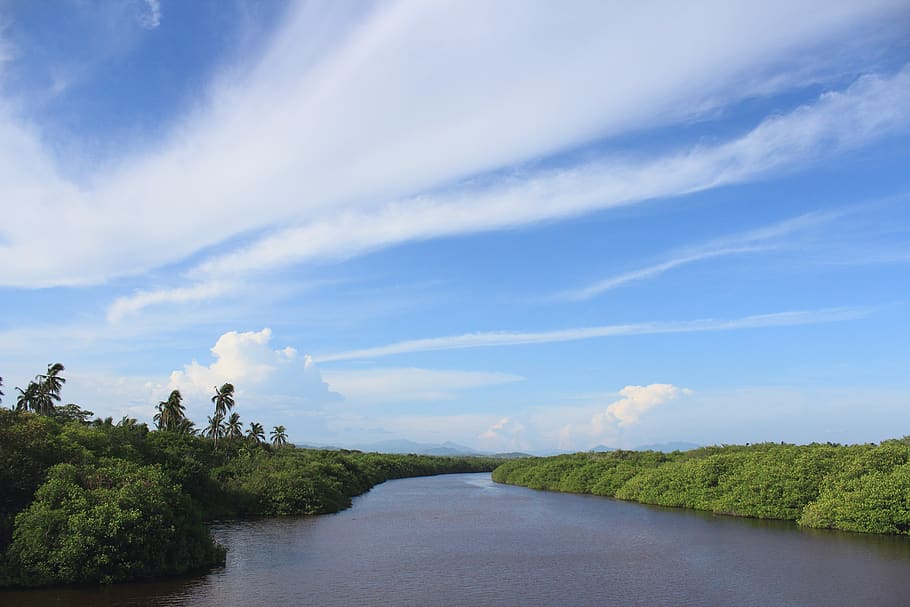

left=538, top=384, right=693, bottom=449
left=594, top=384, right=693, bottom=430
left=1, top=1, right=907, bottom=288
left=167, top=328, right=340, bottom=417
left=478, top=417, right=527, bottom=451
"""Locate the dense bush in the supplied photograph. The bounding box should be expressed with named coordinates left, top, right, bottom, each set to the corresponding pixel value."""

left=0, top=411, right=497, bottom=587
left=6, top=460, right=224, bottom=586
left=493, top=441, right=910, bottom=535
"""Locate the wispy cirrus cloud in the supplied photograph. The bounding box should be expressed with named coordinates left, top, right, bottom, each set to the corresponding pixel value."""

left=554, top=208, right=849, bottom=301
left=104, top=66, right=910, bottom=320
left=107, top=280, right=236, bottom=322
left=2, top=1, right=907, bottom=290
left=191, top=66, right=910, bottom=282
left=315, top=307, right=869, bottom=362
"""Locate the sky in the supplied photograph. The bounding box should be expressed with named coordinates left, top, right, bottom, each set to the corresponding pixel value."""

left=1, top=0, right=909, bottom=452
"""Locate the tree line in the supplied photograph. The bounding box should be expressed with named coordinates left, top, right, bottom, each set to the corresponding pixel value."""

left=154, top=383, right=288, bottom=447
left=0, top=363, right=499, bottom=588
left=492, top=441, right=910, bottom=535
left=5, top=363, right=289, bottom=448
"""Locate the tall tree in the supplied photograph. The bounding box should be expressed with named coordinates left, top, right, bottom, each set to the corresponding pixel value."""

left=205, top=413, right=225, bottom=447
left=175, top=418, right=197, bottom=435
left=211, top=383, right=235, bottom=418
left=54, top=403, right=94, bottom=423
left=270, top=425, right=288, bottom=447
left=226, top=412, right=243, bottom=440
left=37, top=363, right=66, bottom=399
left=247, top=422, right=266, bottom=443
left=153, top=403, right=166, bottom=431
left=154, top=390, right=186, bottom=431
left=15, top=383, right=39, bottom=413
left=0, top=376, right=4, bottom=405
left=32, top=363, right=66, bottom=415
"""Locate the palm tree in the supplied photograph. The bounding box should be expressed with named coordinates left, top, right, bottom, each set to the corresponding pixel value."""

left=270, top=425, right=288, bottom=447
left=33, top=387, right=55, bottom=416
left=117, top=416, right=138, bottom=428
left=175, top=418, right=198, bottom=435
left=211, top=383, right=235, bottom=417
left=153, top=402, right=166, bottom=430
left=226, top=412, right=243, bottom=440
left=15, top=383, right=39, bottom=413
left=247, top=422, right=266, bottom=443
left=154, top=390, right=186, bottom=431
left=205, top=413, right=225, bottom=447
left=37, top=363, right=66, bottom=398
left=28, top=363, right=66, bottom=416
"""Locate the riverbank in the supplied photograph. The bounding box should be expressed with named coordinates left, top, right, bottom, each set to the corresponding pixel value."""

left=491, top=440, right=910, bottom=535
left=0, top=410, right=497, bottom=588
left=6, top=473, right=910, bottom=607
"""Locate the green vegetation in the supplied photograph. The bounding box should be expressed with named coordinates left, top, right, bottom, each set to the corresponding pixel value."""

left=0, top=364, right=498, bottom=588
left=492, top=441, right=910, bottom=535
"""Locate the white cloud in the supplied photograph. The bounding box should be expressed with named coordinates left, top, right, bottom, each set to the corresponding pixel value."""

left=0, top=1, right=906, bottom=288
left=322, top=367, right=523, bottom=404
left=359, top=384, right=690, bottom=451
left=167, top=328, right=340, bottom=420
left=169, top=328, right=294, bottom=391
left=515, top=384, right=693, bottom=450
left=554, top=208, right=847, bottom=301
left=594, top=384, right=693, bottom=429
left=315, top=307, right=868, bottom=362
left=190, top=66, right=910, bottom=283
left=139, top=0, right=161, bottom=30
left=478, top=417, right=527, bottom=451
left=108, top=280, right=236, bottom=322
left=33, top=370, right=165, bottom=424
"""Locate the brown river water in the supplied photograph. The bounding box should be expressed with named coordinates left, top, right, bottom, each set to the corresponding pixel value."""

left=3, top=472, right=910, bottom=606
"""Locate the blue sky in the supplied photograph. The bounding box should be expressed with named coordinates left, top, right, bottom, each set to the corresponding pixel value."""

left=1, top=0, right=909, bottom=451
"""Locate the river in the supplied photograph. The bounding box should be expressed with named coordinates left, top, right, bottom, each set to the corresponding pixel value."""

left=3, top=472, right=910, bottom=606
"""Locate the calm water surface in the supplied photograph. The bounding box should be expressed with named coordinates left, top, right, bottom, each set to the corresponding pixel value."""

left=4, top=472, right=910, bottom=606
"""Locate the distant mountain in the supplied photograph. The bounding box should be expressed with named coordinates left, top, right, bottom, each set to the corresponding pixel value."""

left=296, top=440, right=528, bottom=457
left=347, top=439, right=482, bottom=456
left=634, top=441, right=700, bottom=452
left=296, top=440, right=699, bottom=456
left=529, top=448, right=576, bottom=456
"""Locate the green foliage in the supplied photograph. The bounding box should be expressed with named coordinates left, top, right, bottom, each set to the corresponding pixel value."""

left=6, top=460, right=224, bottom=586
left=270, top=425, right=288, bottom=446
left=54, top=403, right=95, bottom=424
left=799, top=444, right=910, bottom=534
left=14, top=363, right=67, bottom=416
left=153, top=390, right=186, bottom=432
left=0, top=410, right=87, bottom=554
left=493, top=441, right=910, bottom=536
left=0, top=410, right=498, bottom=587
left=211, top=383, right=235, bottom=418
